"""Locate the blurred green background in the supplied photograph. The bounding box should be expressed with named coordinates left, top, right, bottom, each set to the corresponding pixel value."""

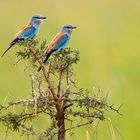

left=0, top=0, right=140, bottom=139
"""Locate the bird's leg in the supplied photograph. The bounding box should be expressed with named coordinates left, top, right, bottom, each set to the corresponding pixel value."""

left=57, top=48, right=63, bottom=52
left=30, top=36, right=35, bottom=40
left=60, top=48, right=63, bottom=52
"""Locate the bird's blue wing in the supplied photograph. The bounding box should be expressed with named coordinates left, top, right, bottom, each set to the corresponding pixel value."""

left=55, top=34, right=69, bottom=51
left=13, top=23, right=37, bottom=40
left=19, top=26, right=37, bottom=39
left=47, top=32, right=70, bottom=53
left=1, top=24, right=37, bottom=57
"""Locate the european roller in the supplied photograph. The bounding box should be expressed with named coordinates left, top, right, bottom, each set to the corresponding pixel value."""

left=1, top=14, right=46, bottom=57
left=37, top=24, right=76, bottom=72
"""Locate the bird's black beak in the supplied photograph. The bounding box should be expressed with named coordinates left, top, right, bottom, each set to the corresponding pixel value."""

left=39, top=16, right=46, bottom=20
left=71, top=26, right=77, bottom=29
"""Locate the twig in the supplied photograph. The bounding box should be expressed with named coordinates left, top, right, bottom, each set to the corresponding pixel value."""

left=0, top=98, right=34, bottom=111
left=57, top=72, right=62, bottom=98
left=17, top=108, right=48, bottom=123
left=105, top=104, right=123, bottom=116
left=26, top=43, right=57, bottom=101
left=63, top=71, right=71, bottom=107
left=14, top=57, right=23, bottom=65
left=65, top=121, right=93, bottom=132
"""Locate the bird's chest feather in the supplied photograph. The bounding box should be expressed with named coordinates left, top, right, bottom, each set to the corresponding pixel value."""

left=56, top=35, right=70, bottom=51
left=19, top=27, right=37, bottom=39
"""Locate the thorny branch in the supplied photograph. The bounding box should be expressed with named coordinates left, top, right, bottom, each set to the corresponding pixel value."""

left=65, top=121, right=93, bottom=132
left=27, top=42, right=57, bottom=101
left=0, top=40, right=122, bottom=140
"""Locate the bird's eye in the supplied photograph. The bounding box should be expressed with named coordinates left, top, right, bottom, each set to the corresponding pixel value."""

left=34, top=16, right=39, bottom=19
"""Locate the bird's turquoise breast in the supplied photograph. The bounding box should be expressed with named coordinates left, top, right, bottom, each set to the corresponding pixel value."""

left=56, top=35, right=70, bottom=52
left=19, top=27, right=37, bottom=39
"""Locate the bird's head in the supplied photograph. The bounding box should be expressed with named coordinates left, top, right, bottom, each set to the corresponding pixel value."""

left=32, top=14, right=46, bottom=20
left=31, top=14, right=46, bottom=27
left=62, top=24, right=77, bottom=34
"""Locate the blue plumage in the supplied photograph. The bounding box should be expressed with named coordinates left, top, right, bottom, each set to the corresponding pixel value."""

left=56, top=34, right=70, bottom=52
left=37, top=24, right=76, bottom=72
left=1, top=14, right=46, bottom=57
left=18, top=26, right=37, bottom=40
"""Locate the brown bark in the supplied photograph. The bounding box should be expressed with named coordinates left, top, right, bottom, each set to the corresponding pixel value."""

left=56, top=98, right=65, bottom=140
left=27, top=43, right=66, bottom=140
left=27, top=44, right=57, bottom=100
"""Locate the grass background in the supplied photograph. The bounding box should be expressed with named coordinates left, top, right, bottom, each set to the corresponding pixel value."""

left=0, top=0, right=140, bottom=139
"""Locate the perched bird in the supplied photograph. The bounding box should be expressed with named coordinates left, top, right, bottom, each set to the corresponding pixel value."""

left=37, top=24, right=77, bottom=72
left=1, top=14, right=46, bottom=57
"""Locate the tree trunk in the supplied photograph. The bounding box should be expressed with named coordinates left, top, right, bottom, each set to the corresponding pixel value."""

left=56, top=98, right=65, bottom=140
left=57, top=112, right=65, bottom=140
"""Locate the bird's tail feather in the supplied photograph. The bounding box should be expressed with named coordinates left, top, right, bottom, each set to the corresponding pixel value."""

left=1, top=38, right=19, bottom=58
left=37, top=49, right=56, bottom=72
left=1, top=44, right=13, bottom=57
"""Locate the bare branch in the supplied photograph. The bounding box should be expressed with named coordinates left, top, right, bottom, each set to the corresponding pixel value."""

left=26, top=43, right=57, bottom=101
left=65, top=121, right=93, bottom=132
